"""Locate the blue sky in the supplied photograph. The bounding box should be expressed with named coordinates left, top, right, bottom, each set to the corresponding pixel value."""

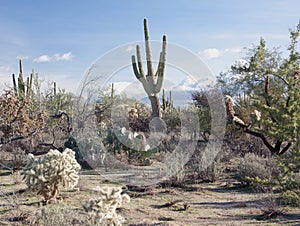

left=0, top=0, right=300, bottom=94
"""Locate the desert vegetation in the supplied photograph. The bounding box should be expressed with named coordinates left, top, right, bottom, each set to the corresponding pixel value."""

left=0, top=19, right=300, bottom=226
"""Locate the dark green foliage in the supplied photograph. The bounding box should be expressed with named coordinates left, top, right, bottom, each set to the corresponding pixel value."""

left=277, top=149, right=300, bottom=191
left=58, top=136, right=83, bottom=162
left=282, top=190, right=300, bottom=207
left=217, top=22, right=300, bottom=155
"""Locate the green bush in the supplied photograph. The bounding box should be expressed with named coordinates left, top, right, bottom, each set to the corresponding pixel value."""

left=282, top=190, right=300, bottom=207
left=277, top=149, right=300, bottom=191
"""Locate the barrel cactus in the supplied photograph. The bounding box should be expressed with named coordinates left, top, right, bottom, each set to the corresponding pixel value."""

left=21, top=148, right=81, bottom=203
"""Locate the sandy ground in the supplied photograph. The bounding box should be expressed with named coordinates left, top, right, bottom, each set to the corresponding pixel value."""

left=0, top=169, right=299, bottom=226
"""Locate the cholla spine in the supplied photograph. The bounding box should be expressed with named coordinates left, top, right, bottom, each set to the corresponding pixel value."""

left=21, top=148, right=81, bottom=202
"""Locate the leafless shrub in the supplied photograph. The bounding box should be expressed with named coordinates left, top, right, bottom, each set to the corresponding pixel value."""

left=11, top=170, right=22, bottom=184
left=0, top=190, right=28, bottom=224
left=185, top=141, right=224, bottom=183
left=162, top=149, right=189, bottom=187
left=257, top=192, right=286, bottom=220
left=30, top=203, right=88, bottom=226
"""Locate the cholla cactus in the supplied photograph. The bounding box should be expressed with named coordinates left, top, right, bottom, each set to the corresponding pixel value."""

left=21, top=148, right=81, bottom=203
left=83, top=186, right=130, bottom=226
left=225, top=95, right=247, bottom=126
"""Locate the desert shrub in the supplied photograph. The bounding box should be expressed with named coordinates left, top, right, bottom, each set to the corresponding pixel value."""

left=83, top=186, right=130, bottom=226
left=0, top=84, right=73, bottom=166
left=199, top=160, right=223, bottom=183
left=11, top=170, right=22, bottom=184
left=0, top=146, right=27, bottom=180
left=282, top=190, right=300, bottom=207
left=21, top=148, right=81, bottom=203
left=257, top=192, right=286, bottom=220
left=233, top=153, right=278, bottom=187
left=277, top=149, right=300, bottom=191
left=276, top=149, right=300, bottom=206
left=0, top=90, right=46, bottom=146
left=184, top=142, right=225, bottom=183
left=162, top=107, right=181, bottom=133
left=224, top=135, right=271, bottom=157
left=128, top=102, right=151, bottom=132
left=31, top=203, right=86, bottom=226
left=161, top=149, right=190, bottom=187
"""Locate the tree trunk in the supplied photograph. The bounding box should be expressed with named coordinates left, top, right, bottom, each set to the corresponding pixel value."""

left=149, top=95, right=161, bottom=118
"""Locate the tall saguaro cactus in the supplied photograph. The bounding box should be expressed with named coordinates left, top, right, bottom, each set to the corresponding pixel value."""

left=12, top=59, right=33, bottom=99
left=131, top=18, right=167, bottom=118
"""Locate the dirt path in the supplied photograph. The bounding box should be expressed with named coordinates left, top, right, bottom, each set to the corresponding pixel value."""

left=123, top=183, right=300, bottom=225
left=0, top=170, right=300, bottom=226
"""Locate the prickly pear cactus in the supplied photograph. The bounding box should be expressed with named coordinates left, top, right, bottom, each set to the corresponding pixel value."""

left=21, top=148, right=81, bottom=203
left=83, top=186, right=130, bottom=226
left=103, top=127, right=158, bottom=163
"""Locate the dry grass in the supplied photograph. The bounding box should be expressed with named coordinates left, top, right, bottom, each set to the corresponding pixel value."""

left=0, top=169, right=300, bottom=226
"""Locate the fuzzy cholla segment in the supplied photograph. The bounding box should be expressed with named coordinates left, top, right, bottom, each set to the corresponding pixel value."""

left=21, top=148, right=81, bottom=202
left=84, top=186, right=130, bottom=226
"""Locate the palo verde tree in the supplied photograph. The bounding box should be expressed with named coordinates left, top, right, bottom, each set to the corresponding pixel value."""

left=218, top=22, right=300, bottom=155
left=131, top=18, right=167, bottom=118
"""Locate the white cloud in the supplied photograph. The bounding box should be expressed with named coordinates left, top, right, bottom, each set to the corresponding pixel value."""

left=61, top=52, right=73, bottom=60
left=34, top=52, right=73, bottom=62
left=200, top=48, right=222, bottom=59
left=199, top=47, right=242, bottom=59
left=34, top=55, right=51, bottom=62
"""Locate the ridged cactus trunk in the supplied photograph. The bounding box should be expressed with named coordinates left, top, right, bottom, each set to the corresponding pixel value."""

left=12, top=59, right=33, bottom=99
left=131, top=18, right=167, bottom=118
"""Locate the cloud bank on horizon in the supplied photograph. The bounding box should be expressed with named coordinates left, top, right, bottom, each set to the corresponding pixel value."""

left=34, top=52, right=73, bottom=63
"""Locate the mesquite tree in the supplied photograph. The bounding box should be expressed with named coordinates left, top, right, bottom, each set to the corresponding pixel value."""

left=131, top=18, right=167, bottom=118
left=0, top=60, right=73, bottom=153
left=218, top=22, right=300, bottom=155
